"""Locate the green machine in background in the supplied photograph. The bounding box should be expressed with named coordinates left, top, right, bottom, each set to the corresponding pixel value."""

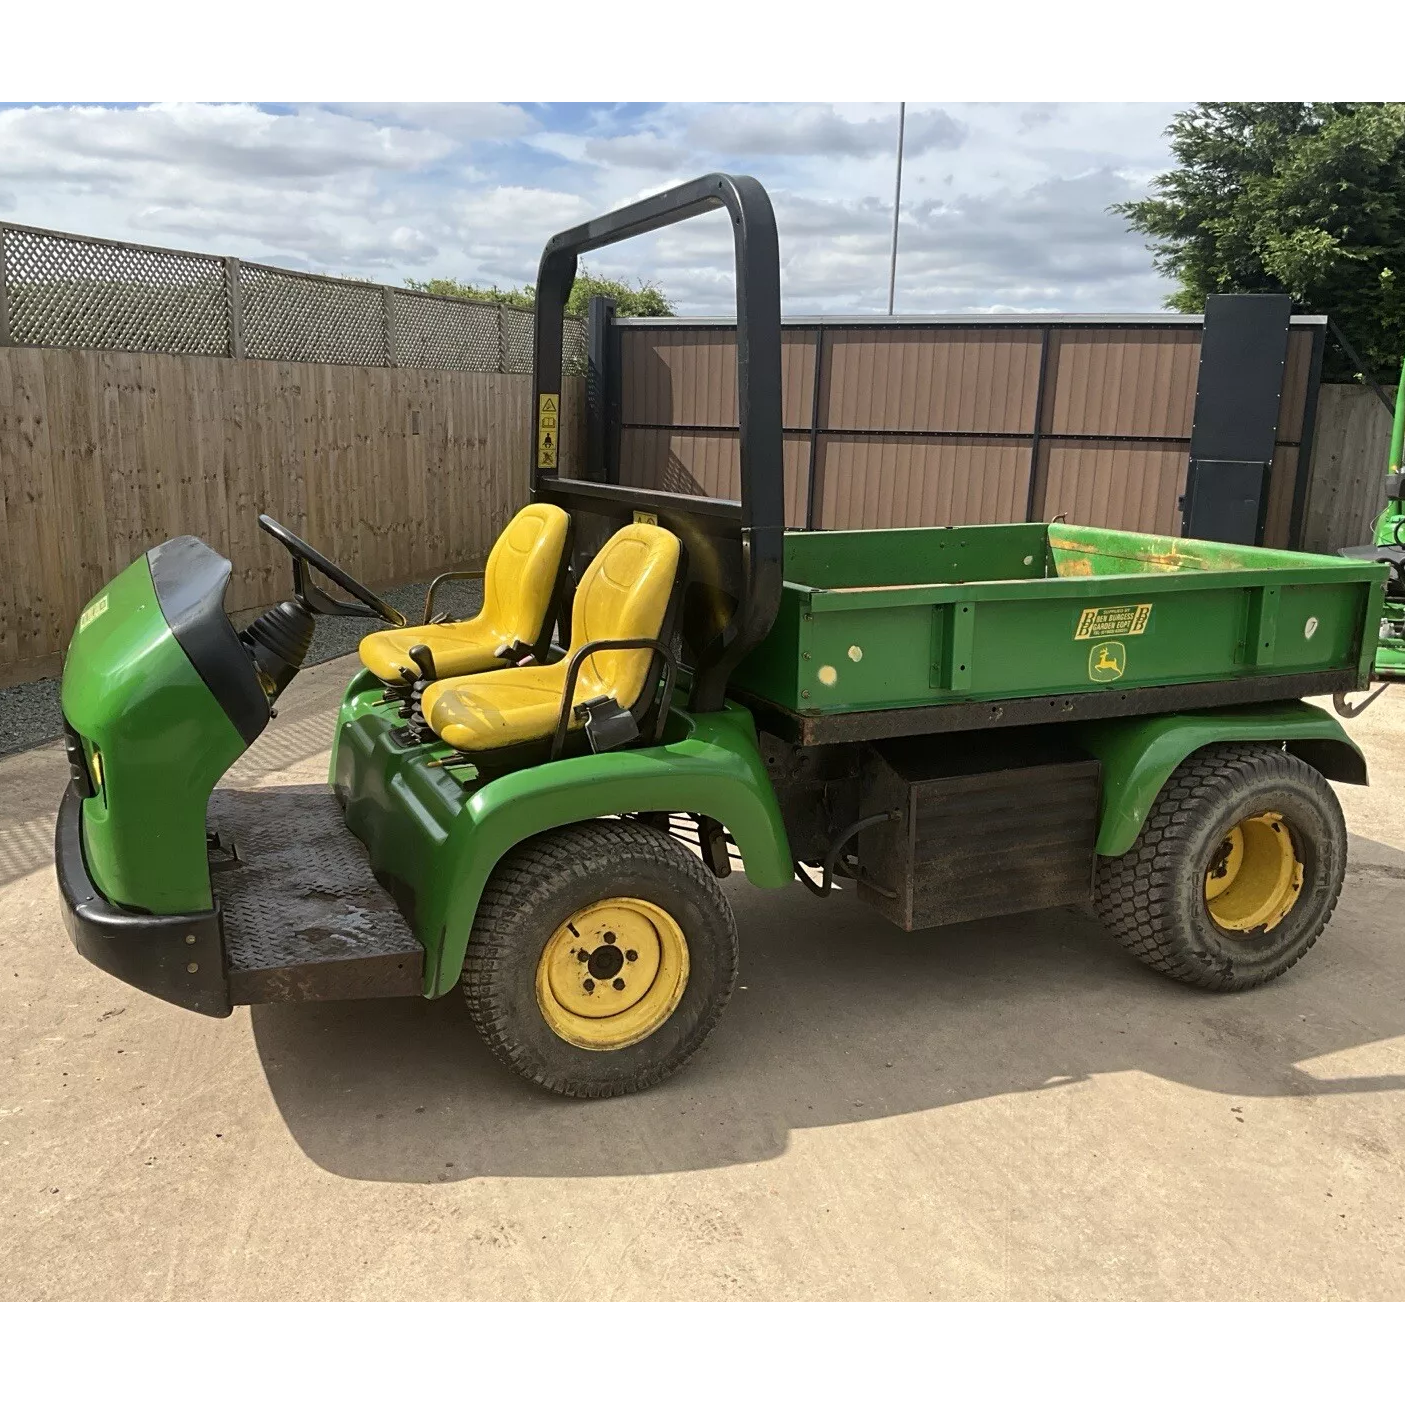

left=1339, top=358, right=1405, bottom=684
left=53, top=174, right=1395, bottom=1100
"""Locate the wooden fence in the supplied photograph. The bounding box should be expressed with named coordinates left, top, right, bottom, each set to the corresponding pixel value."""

left=1300, top=385, right=1396, bottom=553
left=0, top=346, right=584, bottom=685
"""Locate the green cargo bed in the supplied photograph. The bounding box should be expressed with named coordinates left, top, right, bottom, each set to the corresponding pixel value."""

left=729, top=523, right=1388, bottom=745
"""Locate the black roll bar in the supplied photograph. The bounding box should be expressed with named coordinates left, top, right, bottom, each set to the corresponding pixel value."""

left=530, top=172, right=785, bottom=713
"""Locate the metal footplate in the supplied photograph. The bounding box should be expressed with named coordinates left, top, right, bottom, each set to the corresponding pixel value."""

left=208, top=785, right=424, bottom=1003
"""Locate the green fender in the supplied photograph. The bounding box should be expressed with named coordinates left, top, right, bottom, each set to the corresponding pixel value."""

left=420, top=703, right=792, bottom=996
left=1071, top=701, right=1367, bottom=857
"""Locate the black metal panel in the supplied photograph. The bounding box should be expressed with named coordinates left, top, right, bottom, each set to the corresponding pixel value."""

left=210, top=784, right=424, bottom=1004
left=1180, top=458, right=1271, bottom=546
left=856, top=748, right=1100, bottom=931
left=585, top=294, right=616, bottom=484
left=735, top=668, right=1360, bottom=748
left=1182, top=294, right=1292, bottom=543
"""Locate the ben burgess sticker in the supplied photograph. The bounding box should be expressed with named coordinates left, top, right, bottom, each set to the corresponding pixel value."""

left=1074, top=603, right=1151, bottom=641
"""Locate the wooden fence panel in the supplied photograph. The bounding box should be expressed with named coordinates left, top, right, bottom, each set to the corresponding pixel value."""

left=1301, top=384, right=1395, bottom=554
left=0, top=345, right=583, bottom=684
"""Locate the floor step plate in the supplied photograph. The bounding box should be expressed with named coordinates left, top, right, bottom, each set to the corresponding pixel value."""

left=208, top=785, right=424, bottom=1003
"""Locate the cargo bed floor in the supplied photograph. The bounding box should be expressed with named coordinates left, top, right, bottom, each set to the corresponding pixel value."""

left=207, top=785, right=423, bottom=1003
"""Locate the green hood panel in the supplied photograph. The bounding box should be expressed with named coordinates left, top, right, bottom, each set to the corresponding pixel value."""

left=61, top=556, right=246, bottom=913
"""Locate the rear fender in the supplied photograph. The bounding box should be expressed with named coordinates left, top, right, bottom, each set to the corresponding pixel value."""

left=1073, top=701, right=1367, bottom=857
left=425, top=703, right=792, bottom=997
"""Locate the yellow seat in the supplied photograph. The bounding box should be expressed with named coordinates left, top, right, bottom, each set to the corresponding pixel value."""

left=358, top=503, right=570, bottom=683
left=423, top=522, right=681, bottom=753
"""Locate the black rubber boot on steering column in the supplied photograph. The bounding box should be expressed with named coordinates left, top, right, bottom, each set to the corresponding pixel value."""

left=240, top=598, right=315, bottom=703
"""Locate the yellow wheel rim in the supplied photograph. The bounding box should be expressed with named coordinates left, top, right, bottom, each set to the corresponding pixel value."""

left=535, top=897, right=689, bottom=1051
left=1204, top=810, right=1304, bottom=934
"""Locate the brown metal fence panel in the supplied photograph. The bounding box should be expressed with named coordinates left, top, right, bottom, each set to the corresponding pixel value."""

left=1045, top=329, right=1199, bottom=437
left=824, top=327, right=1041, bottom=433
left=612, top=315, right=1325, bottom=546
left=618, top=427, right=810, bottom=527
left=816, top=437, right=1031, bottom=530
left=1041, top=442, right=1188, bottom=536
left=620, top=325, right=815, bottom=428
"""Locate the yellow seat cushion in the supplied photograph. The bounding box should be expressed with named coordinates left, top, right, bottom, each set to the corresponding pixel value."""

left=423, top=522, right=681, bottom=753
left=358, top=503, right=569, bottom=682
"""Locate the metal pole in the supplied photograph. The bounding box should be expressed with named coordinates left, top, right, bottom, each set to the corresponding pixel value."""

left=886, top=101, right=906, bottom=316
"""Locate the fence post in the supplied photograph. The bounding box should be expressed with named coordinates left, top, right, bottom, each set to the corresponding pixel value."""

left=805, top=323, right=826, bottom=528
left=1024, top=327, right=1053, bottom=521
left=382, top=286, right=398, bottom=367
left=225, top=256, right=244, bottom=359
left=0, top=228, right=12, bottom=347
left=496, top=305, right=507, bottom=374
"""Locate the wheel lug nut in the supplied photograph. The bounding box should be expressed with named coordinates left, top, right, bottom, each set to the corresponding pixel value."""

left=612, top=978, right=625, bottom=991
left=603, top=932, right=617, bottom=945
left=583, top=978, right=595, bottom=992
left=576, top=949, right=589, bottom=963
left=625, top=949, right=637, bottom=961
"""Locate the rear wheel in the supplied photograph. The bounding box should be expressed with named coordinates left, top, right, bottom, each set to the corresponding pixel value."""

left=463, top=819, right=738, bottom=1097
left=1092, top=743, right=1347, bottom=991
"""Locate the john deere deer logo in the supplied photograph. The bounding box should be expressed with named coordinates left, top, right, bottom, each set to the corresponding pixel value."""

left=1088, top=640, right=1126, bottom=682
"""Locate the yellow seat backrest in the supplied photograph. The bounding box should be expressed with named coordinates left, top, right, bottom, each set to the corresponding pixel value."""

left=570, top=523, right=681, bottom=708
left=479, top=502, right=570, bottom=645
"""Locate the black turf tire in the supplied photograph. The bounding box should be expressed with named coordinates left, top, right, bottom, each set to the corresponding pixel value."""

left=1092, top=743, right=1347, bottom=992
left=462, top=819, right=739, bottom=1098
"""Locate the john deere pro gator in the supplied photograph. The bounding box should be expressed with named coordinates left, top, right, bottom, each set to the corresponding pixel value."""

left=56, top=174, right=1391, bottom=1098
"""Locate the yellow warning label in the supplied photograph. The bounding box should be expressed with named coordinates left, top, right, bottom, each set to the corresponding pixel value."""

left=537, top=393, right=560, bottom=469
left=633, top=511, right=658, bottom=526
left=79, top=594, right=109, bottom=631
left=1088, top=640, right=1126, bottom=682
left=1074, top=603, right=1151, bottom=641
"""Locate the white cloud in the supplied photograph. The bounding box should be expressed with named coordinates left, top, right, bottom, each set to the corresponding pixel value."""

left=322, top=102, right=536, bottom=140
left=685, top=102, right=966, bottom=158
left=0, top=101, right=1183, bottom=313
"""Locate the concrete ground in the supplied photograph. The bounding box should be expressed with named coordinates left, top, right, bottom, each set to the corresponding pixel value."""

left=3, top=656, right=1405, bottom=1301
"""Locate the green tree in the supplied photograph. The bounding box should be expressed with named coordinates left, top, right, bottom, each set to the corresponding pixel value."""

left=406, top=265, right=674, bottom=318
left=1116, top=102, right=1405, bottom=381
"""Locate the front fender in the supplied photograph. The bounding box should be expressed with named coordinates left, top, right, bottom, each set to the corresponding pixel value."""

left=425, top=703, right=792, bottom=996
left=1073, top=701, right=1367, bottom=857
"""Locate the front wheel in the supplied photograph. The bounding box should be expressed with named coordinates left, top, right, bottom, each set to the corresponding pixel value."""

left=1092, top=743, right=1348, bottom=991
left=463, top=819, right=738, bottom=1097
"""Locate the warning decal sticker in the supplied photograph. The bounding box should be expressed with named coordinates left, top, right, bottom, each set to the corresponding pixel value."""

left=79, top=594, right=109, bottom=631
left=1073, top=603, right=1151, bottom=641
left=537, top=393, right=560, bottom=469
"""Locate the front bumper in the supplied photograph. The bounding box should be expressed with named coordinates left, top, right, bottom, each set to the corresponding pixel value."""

left=54, top=784, right=232, bottom=1017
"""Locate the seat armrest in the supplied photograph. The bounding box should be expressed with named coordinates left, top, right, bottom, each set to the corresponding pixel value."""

left=550, top=638, right=677, bottom=761
left=423, top=570, right=484, bottom=625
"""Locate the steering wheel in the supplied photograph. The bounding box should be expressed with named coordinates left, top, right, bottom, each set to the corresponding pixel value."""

left=258, top=514, right=407, bottom=627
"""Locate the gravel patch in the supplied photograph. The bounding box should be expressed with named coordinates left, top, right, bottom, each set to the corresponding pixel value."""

left=0, top=576, right=483, bottom=759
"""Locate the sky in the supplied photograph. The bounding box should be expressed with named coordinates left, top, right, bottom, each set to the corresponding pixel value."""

left=0, top=101, right=1189, bottom=316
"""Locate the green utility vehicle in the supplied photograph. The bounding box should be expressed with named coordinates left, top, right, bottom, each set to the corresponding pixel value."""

left=56, top=175, right=1391, bottom=1098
